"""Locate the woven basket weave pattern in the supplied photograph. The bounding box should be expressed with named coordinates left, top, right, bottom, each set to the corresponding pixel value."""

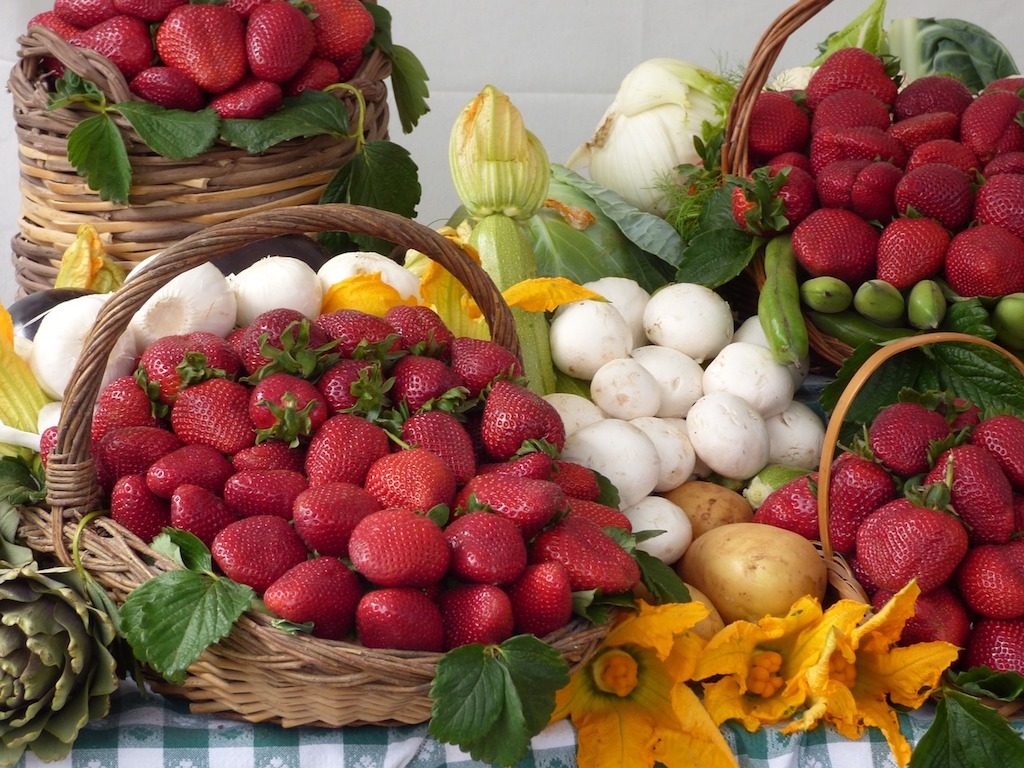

left=8, top=24, right=391, bottom=296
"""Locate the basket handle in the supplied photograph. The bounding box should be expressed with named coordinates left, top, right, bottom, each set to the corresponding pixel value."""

left=817, top=332, right=1024, bottom=561
left=721, top=0, right=833, bottom=177
left=44, top=203, right=521, bottom=562
left=20, top=25, right=133, bottom=104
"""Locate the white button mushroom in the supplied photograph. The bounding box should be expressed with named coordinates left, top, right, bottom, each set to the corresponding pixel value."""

left=590, top=357, right=661, bottom=420
left=629, top=345, right=704, bottom=418
left=766, top=400, right=826, bottom=471
left=686, top=392, right=770, bottom=481
left=560, top=418, right=661, bottom=508
left=583, top=276, right=651, bottom=349
left=702, top=342, right=797, bottom=418
left=542, top=392, right=606, bottom=436
left=642, top=283, right=733, bottom=363
left=621, top=495, right=693, bottom=564
left=549, top=300, right=634, bottom=381
left=629, top=416, right=697, bottom=491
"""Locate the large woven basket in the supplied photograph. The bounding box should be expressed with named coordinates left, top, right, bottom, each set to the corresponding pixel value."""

left=16, top=203, right=609, bottom=728
left=813, top=332, right=1024, bottom=602
left=8, top=22, right=391, bottom=296
left=722, top=0, right=879, bottom=366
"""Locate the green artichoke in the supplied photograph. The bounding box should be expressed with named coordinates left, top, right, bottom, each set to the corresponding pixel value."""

left=0, top=561, right=119, bottom=767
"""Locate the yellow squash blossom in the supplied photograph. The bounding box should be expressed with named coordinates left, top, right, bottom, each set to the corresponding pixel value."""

left=53, top=224, right=125, bottom=293
left=785, top=582, right=960, bottom=768
left=694, top=595, right=867, bottom=731
left=0, top=306, right=52, bottom=459
left=553, top=601, right=737, bottom=768
left=321, top=272, right=418, bottom=317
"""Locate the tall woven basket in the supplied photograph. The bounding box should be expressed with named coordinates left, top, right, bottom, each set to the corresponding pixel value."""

left=722, top=0, right=876, bottom=366
left=16, top=203, right=609, bottom=728
left=8, top=22, right=391, bottom=296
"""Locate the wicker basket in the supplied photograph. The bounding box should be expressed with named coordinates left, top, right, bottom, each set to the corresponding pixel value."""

left=15, top=203, right=609, bottom=728
left=8, top=23, right=391, bottom=296
left=813, top=332, right=1024, bottom=602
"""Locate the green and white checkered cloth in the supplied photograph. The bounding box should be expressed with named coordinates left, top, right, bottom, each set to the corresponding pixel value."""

left=12, top=682, right=1022, bottom=768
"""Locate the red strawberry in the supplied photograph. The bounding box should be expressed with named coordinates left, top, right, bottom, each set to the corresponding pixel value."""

left=747, top=90, right=811, bottom=160
left=348, top=508, right=450, bottom=588
left=309, top=0, right=374, bottom=64
left=245, top=1, right=315, bottom=83
left=69, top=14, right=153, bottom=80
left=926, top=444, right=1015, bottom=544
left=887, top=111, right=959, bottom=152
left=138, top=332, right=241, bottom=405
left=314, top=309, right=398, bottom=358
left=304, top=413, right=390, bottom=486
left=529, top=515, right=640, bottom=594
left=765, top=152, right=812, bottom=173
left=249, top=372, right=328, bottom=444
left=263, top=556, right=363, bottom=640
left=984, top=76, right=1024, bottom=95
left=827, top=453, right=897, bottom=554
left=390, top=354, right=466, bottom=413
left=38, top=427, right=59, bottom=468
left=95, top=425, right=183, bottom=490
left=971, top=415, right=1024, bottom=490
left=894, top=75, right=974, bottom=120
left=868, top=401, right=951, bottom=477
left=170, top=483, right=240, bottom=547
left=231, top=440, right=306, bottom=472
left=27, top=11, right=82, bottom=39
left=316, top=358, right=386, bottom=417
left=384, top=305, right=455, bottom=358
left=894, top=163, right=974, bottom=231
left=815, top=158, right=869, bottom=209
left=906, top=139, right=980, bottom=176
left=955, top=540, right=1024, bottom=618
left=145, top=443, right=234, bottom=498
left=752, top=473, right=819, bottom=541
left=960, top=90, right=1024, bottom=164
left=791, top=208, right=880, bottom=285
left=965, top=618, right=1024, bottom=674
left=291, top=481, right=379, bottom=556
left=444, top=511, right=527, bottom=585
left=112, top=0, right=185, bottom=21
left=448, top=337, right=523, bottom=397
left=130, top=66, right=206, bottom=110
left=226, top=0, right=269, bottom=18
left=810, top=89, right=891, bottom=135
left=565, top=498, right=632, bottom=531
left=208, top=78, right=282, bottom=120
left=477, top=452, right=555, bottom=481
left=974, top=173, right=1024, bottom=240
left=479, top=380, right=565, bottom=460
left=507, top=562, right=573, bottom=636
left=731, top=165, right=817, bottom=234
left=171, top=378, right=255, bottom=454
left=211, top=515, right=308, bottom=593
left=54, top=0, right=116, bottom=29
left=91, top=375, right=158, bottom=444
left=847, top=553, right=881, bottom=597
left=400, top=410, right=477, bottom=485
left=333, top=51, right=363, bottom=81
left=848, top=160, right=903, bottom=222
left=156, top=4, right=247, bottom=94
left=810, top=126, right=907, bottom=174
left=235, top=308, right=331, bottom=376
left=456, top=474, right=565, bottom=540
left=440, top=584, right=515, bottom=650
left=362, top=449, right=457, bottom=511
left=944, top=224, right=1024, bottom=298
left=984, top=152, right=1024, bottom=177
left=805, top=47, right=898, bottom=109
left=110, top=473, right=171, bottom=542
left=875, top=217, right=951, bottom=290
left=356, top=588, right=444, bottom=652
left=284, top=57, right=340, bottom=96
left=551, top=460, right=601, bottom=501
left=223, top=469, right=307, bottom=518
left=854, top=498, right=968, bottom=592
left=871, top=585, right=970, bottom=647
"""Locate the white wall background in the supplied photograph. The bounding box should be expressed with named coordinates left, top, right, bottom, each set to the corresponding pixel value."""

left=2, top=0, right=1021, bottom=305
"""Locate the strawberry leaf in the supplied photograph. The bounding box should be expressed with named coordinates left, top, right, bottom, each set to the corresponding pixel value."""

left=675, top=227, right=762, bottom=289
left=953, top=667, right=1024, bottom=702
left=151, top=528, right=213, bottom=573
left=66, top=112, right=131, bottom=204
left=0, top=456, right=45, bottom=506
left=218, top=90, right=350, bottom=154
left=604, top=527, right=691, bottom=605
left=909, top=689, right=1024, bottom=767
left=365, top=2, right=430, bottom=134
left=428, top=635, right=568, bottom=767
left=114, top=102, right=220, bottom=161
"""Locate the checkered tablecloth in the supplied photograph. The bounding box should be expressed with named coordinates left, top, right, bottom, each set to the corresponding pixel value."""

left=17, top=680, right=1014, bottom=768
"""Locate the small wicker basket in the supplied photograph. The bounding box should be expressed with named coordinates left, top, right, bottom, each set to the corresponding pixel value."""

left=16, top=203, right=609, bottom=728
left=813, top=332, right=1024, bottom=602
left=8, top=23, right=391, bottom=296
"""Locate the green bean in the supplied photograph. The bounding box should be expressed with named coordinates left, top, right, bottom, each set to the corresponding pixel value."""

left=758, top=235, right=809, bottom=366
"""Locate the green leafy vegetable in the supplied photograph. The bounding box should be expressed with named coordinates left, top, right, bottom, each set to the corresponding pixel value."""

left=120, top=531, right=253, bottom=684
left=428, top=635, right=569, bottom=766
left=0, top=501, right=35, bottom=567
left=814, top=0, right=889, bottom=61
left=910, top=689, right=1024, bottom=767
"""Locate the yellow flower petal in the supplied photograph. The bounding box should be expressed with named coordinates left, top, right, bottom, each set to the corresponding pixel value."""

left=574, top=707, right=658, bottom=768
left=501, top=277, right=605, bottom=314
left=783, top=599, right=867, bottom=683
left=0, top=306, right=13, bottom=350
left=701, top=676, right=806, bottom=731
left=858, top=640, right=959, bottom=710
left=606, top=601, right=709, bottom=661
left=653, top=684, right=739, bottom=768
left=54, top=224, right=106, bottom=290
left=404, top=244, right=489, bottom=340
left=852, top=581, right=920, bottom=649
left=664, top=630, right=707, bottom=683
left=321, top=273, right=417, bottom=316
left=851, top=692, right=913, bottom=768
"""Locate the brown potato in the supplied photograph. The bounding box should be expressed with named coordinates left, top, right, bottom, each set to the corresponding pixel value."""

left=660, top=480, right=753, bottom=540
left=678, top=522, right=827, bottom=624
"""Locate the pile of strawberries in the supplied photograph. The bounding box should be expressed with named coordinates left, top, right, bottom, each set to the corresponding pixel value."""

left=754, top=397, right=1024, bottom=673
left=733, top=46, right=1024, bottom=299
left=44, top=304, right=643, bottom=652
left=27, top=0, right=374, bottom=118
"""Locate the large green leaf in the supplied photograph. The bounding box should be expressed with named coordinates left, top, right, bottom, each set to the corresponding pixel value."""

left=66, top=113, right=131, bottom=203
left=365, top=2, right=430, bottom=133
left=115, top=102, right=220, bottom=161
left=910, top=690, right=1024, bottom=767
left=218, top=91, right=350, bottom=154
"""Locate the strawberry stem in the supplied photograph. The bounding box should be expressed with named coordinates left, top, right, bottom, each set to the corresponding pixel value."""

left=327, top=82, right=367, bottom=149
